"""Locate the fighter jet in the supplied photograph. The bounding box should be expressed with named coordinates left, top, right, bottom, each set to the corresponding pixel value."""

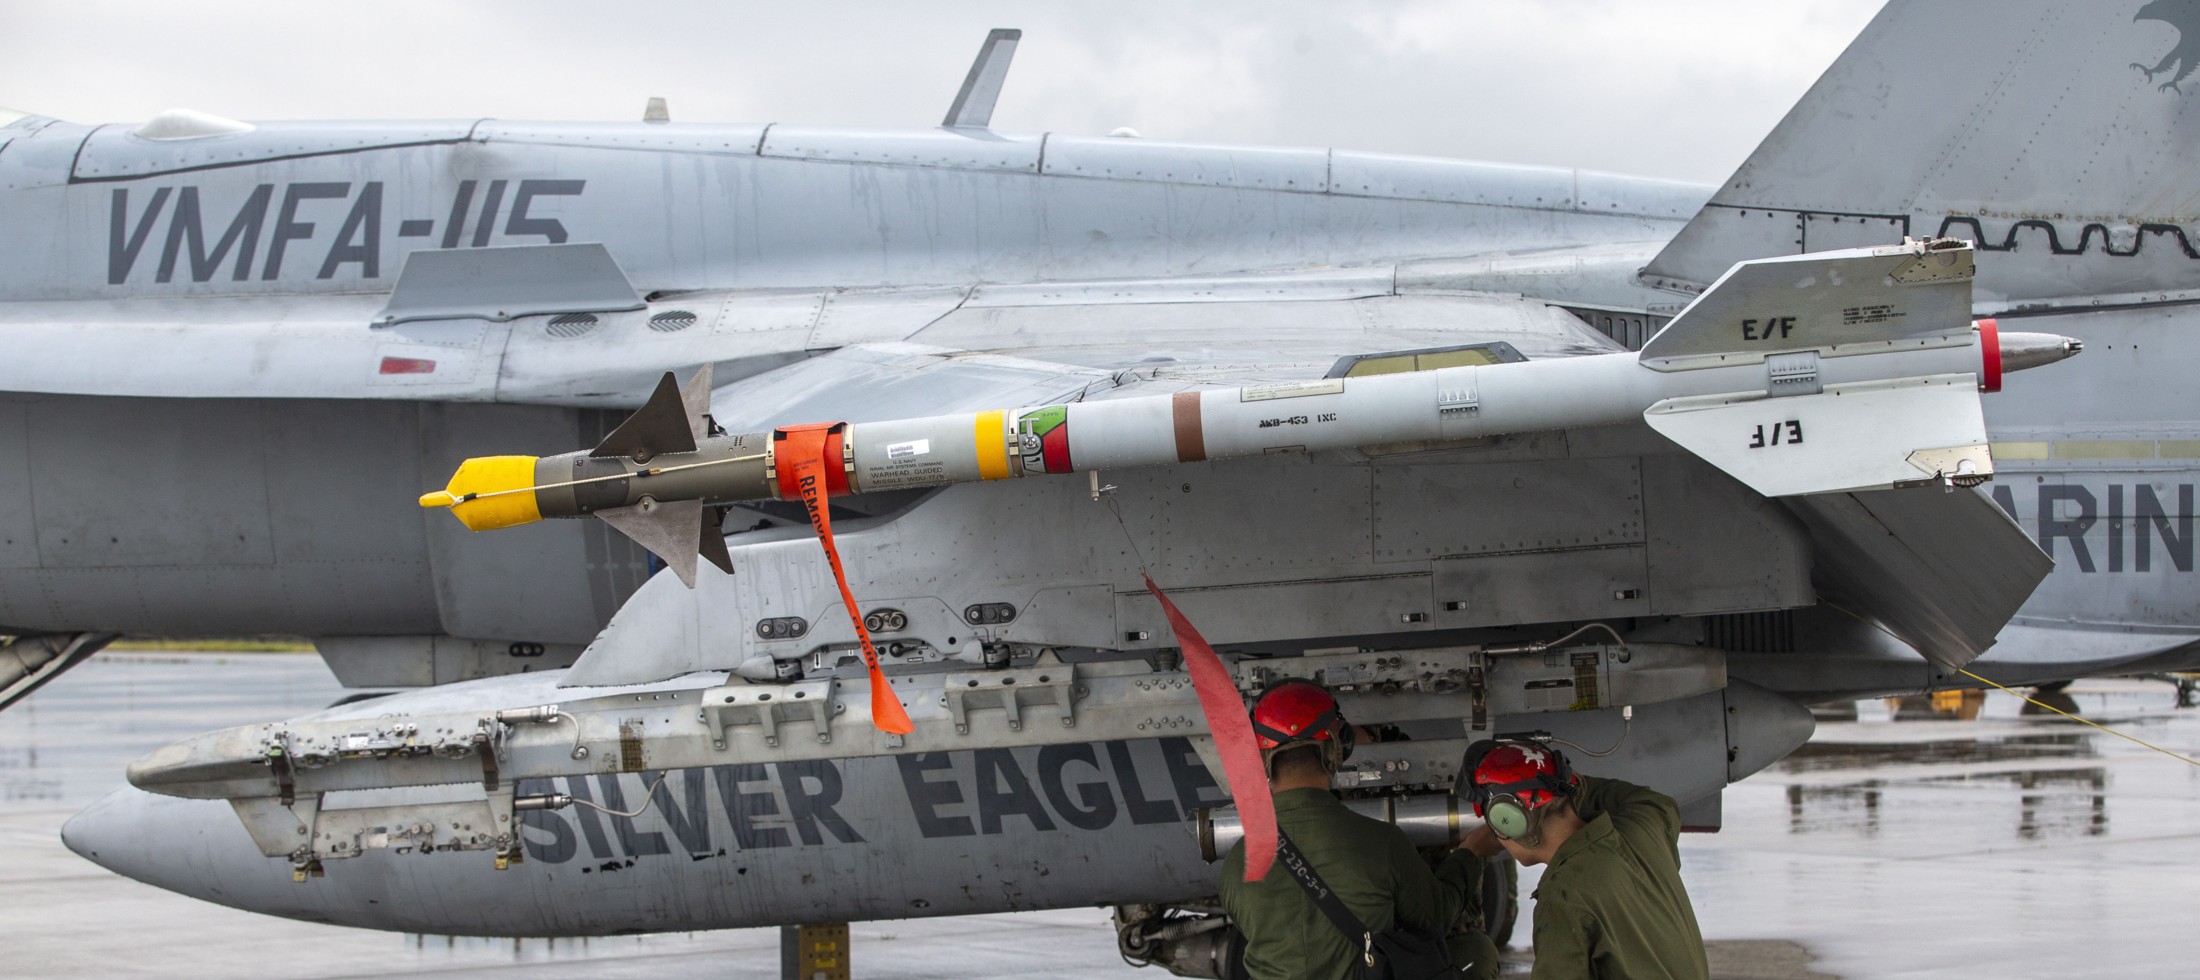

left=24, top=3, right=2197, bottom=970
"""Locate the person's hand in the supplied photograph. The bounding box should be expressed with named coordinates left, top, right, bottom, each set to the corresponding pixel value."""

left=1460, top=823, right=1505, bottom=858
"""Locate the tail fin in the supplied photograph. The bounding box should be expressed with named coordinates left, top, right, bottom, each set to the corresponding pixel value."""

left=1639, top=238, right=1974, bottom=369
left=1642, top=0, right=2200, bottom=307
left=1639, top=239, right=1994, bottom=498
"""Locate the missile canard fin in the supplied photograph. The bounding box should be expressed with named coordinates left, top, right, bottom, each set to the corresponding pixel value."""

left=592, top=372, right=698, bottom=461
left=596, top=498, right=708, bottom=587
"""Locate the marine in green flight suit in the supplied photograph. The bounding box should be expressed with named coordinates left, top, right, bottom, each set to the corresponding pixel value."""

left=1463, top=740, right=1708, bottom=980
left=1220, top=785, right=1500, bottom=979
left=1218, top=680, right=1500, bottom=980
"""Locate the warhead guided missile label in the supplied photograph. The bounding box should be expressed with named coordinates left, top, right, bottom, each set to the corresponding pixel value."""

left=861, top=436, right=949, bottom=491
left=1018, top=406, right=1073, bottom=474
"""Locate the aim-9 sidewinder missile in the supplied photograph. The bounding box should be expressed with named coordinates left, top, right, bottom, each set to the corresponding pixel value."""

left=421, top=239, right=2081, bottom=586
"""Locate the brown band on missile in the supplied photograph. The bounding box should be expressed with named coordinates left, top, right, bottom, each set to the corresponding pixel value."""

left=1172, top=391, right=1207, bottom=462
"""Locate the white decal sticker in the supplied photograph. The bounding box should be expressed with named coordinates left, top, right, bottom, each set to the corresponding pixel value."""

left=886, top=439, right=931, bottom=460
left=1239, top=379, right=1345, bottom=402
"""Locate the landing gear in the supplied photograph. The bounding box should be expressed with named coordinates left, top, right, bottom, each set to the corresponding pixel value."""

left=1114, top=903, right=1247, bottom=979
left=0, top=632, right=119, bottom=711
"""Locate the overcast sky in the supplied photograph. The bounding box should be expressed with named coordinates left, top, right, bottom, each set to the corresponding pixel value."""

left=2, top=1, right=1886, bottom=185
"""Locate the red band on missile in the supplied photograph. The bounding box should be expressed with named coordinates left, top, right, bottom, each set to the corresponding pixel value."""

left=1977, top=318, right=2002, bottom=393
left=776, top=422, right=914, bottom=736
left=1143, top=573, right=1274, bottom=882
left=1172, top=392, right=1207, bottom=463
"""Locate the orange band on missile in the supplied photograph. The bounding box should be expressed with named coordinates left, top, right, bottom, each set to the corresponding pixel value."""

left=776, top=422, right=914, bottom=736
left=1172, top=392, right=1207, bottom=462
left=974, top=410, right=1011, bottom=479
left=774, top=423, right=849, bottom=498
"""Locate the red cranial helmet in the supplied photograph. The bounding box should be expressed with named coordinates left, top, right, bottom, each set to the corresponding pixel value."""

left=1466, top=741, right=1577, bottom=814
left=1248, top=680, right=1354, bottom=772
left=1461, top=739, right=1578, bottom=844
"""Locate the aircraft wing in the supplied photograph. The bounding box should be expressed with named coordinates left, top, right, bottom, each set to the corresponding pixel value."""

left=0, top=263, right=1612, bottom=409
left=705, top=286, right=1618, bottom=431
left=1786, top=486, right=2053, bottom=667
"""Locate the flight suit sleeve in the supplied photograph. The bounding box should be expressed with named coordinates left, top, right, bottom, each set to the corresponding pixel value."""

left=1570, top=776, right=1681, bottom=857
left=1216, top=842, right=1247, bottom=921
left=1432, top=849, right=1501, bottom=980
left=1431, top=847, right=1483, bottom=921
left=1527, top=896, right=1598, bottom=980
left=1386, top=829, right=1469, bottom=934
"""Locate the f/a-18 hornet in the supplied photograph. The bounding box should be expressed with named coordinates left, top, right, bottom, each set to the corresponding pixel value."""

left=13, top=2, right=2192, bottom=971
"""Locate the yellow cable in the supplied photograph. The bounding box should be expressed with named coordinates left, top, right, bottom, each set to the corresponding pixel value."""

left=1955, top=667, right=2200, bottom=768
left=425, top=452, right=767, bottom=506
left=1807, top=602, right=2199, bottom=768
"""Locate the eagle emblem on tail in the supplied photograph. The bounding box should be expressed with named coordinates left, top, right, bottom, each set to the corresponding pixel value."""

left=2133, top=0, right=2200, bottom=93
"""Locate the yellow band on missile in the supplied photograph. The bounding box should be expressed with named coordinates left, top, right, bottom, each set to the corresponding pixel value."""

left=419, top=455, right=543, bottom=531
left=974, top=410, right=1011, bottom=480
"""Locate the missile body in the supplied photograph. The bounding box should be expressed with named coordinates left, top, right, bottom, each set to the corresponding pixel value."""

left=433, top=322, right=2050, bottom=520
left=1199, top=793, right=1469, bottom=861
left=420, top=241, right=2082, bottom=579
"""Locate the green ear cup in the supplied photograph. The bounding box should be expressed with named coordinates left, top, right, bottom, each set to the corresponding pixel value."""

left=1488, top=800, right=1531, bottom=840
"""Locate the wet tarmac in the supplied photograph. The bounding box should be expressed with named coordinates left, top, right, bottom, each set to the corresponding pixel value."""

left=1654, top=682, right=2200, bottom=978
left=6, top=653, right=2198, bottom=978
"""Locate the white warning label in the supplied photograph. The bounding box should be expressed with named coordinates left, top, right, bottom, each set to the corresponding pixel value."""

left=1240, top=379, right=1345, bottom=402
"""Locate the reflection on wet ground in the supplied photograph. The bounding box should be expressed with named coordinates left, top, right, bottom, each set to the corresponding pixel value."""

left=10, top=655, right=2200, bottom=978
left=1775, top=731, right=2109, bottom=840
left=1661, top=678, right=2200, bottom=978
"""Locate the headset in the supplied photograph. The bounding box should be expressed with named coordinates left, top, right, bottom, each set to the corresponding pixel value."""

left=1459, top=736, right=1576, bottom=847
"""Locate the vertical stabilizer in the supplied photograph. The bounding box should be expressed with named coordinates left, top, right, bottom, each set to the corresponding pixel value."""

left=1642, top=0, right=2200, bottom=306
left=942, top=28, right=1022, bottom=130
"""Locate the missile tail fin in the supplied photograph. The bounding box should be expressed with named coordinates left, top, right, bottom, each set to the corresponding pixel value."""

left=1639, top=239, right=1974, bottom=371
left=1637, top=239, right=1993, bottom=496
left=1644, top=377, right=1992, bottom=498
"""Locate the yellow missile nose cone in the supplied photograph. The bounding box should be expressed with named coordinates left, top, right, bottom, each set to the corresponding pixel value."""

left=425, top=456, right=543, bottom=531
